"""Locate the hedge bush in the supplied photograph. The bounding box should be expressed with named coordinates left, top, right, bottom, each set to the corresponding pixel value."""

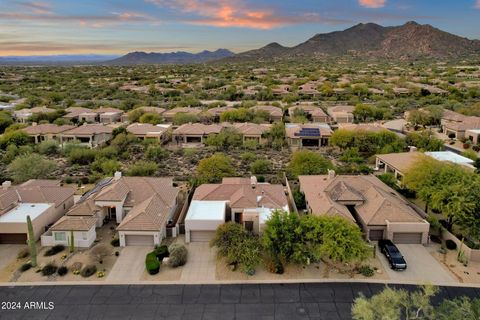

left=57, top=266, right=68, bottom=276
left=80, top=265, right=97, bottom=278
left=445, top=239, right=457, bottom=250
left=44, top=245, right=65, bottom=257
left=154, top=245, right=169, bottom=260
left=19, top=263, right=32, bottom=272
left=41, top=263, right=58, bottom=276
left=145, top=252, right=160, bottom=275
left=110, top=238, right=120, bottom=247
left=357, top=265, right=375, bottom=277
left=167, top=244, right=188, bottom=268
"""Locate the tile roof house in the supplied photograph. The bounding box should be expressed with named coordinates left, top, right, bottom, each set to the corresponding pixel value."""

left=13, top=107, right=56, bottom=123
left=250, top=105, right=283, bottom=122
left=286, top=123, right=333, bottom=150
left=59, top=124, right=113, bottom=148
left=44, top=172, right=179, bottom=247
left=63, top=107, right=94, bottom=122
left=173, top=123, right=223, bottom=146
left=126, top=123, right=171, bottom=142
left=185, top=177, right=289, bottom=242
left=288, top=105, right=330, bottom=123
left=441, top=109, right=480, bottom=139
left=22, top=123, right=75, bottom=144
left=327, top=105, right=355, bottom=124
left=0, top=180, right=74, bottom=244
left=230, top=123, right=271, bottom=145
left=299, top=173, right=429, bottom=244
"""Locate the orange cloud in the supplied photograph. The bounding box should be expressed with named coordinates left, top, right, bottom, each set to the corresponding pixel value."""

left=146, top=0, right=349, bottom=29
left=358, top=0, right=386, bottom=8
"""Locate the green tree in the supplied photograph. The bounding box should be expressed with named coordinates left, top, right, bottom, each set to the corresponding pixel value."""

left=287, top=150, right=333, bottom=178
left=139, top=112, right=163, bottom=125
left=0, top=111, right=14, bottom=134
left=196, top=153, right=236, bottom=183
left=173, top=112, right=199, bottom=125
left=8, top=153, right=55, bottom=182
left=250, top=159, right=272, bottom=174
left=127, top=161, right=158, bottom=176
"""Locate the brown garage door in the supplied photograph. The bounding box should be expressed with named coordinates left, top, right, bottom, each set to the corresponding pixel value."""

left=190, top=231, right=215, bottom=242
left=125, top=235, right=154, bottom=246
left=392, top=232, right=423, bottom=244
left=369, top=230, right=384, bottom=241
left=0, top=233, right=27, bottom=244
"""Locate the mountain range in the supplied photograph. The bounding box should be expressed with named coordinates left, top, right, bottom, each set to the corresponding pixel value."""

left=106, top=49, right=234, bottom=65
left=235, top=21, right=480, bottom=60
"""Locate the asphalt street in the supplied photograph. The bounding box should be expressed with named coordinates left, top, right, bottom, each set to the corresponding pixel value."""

left=0, top=283, right=479, bottom=320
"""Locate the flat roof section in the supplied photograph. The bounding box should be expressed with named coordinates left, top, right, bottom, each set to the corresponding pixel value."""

left=185, top=200, right=226, bottom=221
left=425, top=151, right=474, bottom=165
left=0, top=203, right=52, bottom=223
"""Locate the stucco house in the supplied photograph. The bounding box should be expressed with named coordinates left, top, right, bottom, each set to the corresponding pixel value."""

left=0, top=180, right=74, bottom=244
left=173, top=123, right=223, bottom=146
left=286, top=123, right=332, bottom=150
left=121, top=107, right=166, bottom=122
left=126, top=123, right=171, bottom=142
left=162, top=107, right=202, bottom=123
left=441, top=109, right=480, bottom=140
left=327, top=105, right=355, bottom=124
left=22, top=123, right=75, bottom=144
left=299, top=173, right=430, bottom=244
left=230, top=122, right=271, bottom=145
left=59, top=124, right=113, bottom=148
left=13, top=107, right=56, bottom=123
left=185, top=177, right=289, bottom=243
left=288, top=105, right=330, bottom=123
left=250, top=105, right=283, bottom=122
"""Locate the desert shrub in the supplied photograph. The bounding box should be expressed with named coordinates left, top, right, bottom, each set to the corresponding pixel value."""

left=44, top=245, right=65, bottom=256
left=357, top=265, right=375, bottom=277
left=17, top=248, right=30, bottom=259
left=41, top=263, right=58, bottom=276
left=57, top=266, right=68, bottom=276
left=80, top=265, right=97, bottom=278
left=68, top=148, right=97, bottom=165
left=250, top=159, right=272, bottom=174
left=126, top=161, right=158, bottom=176
left=154, top=245, right=169, bottom=260
left=430, top=235, right=442, bottom=244
left=241, top=152, right=256, bottom=163
left=445, top=239, right=457, bottom=250
left=167, top=244, right=188, bottom=268
left=37, top=140, right=59, bottom=155
left=145, top=252, right=160, bottom=275
left=110, top=238, right=120, bottom=247
left=70, top=262, right=83, bottom=272
left=19, top=263, right=32, bottom=272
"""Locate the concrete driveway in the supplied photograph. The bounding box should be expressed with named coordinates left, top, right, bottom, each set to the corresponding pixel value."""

left=106, top=246, right=151, bottom=282
left=378, top=244, right=456, bottom=284
left=0, top=244, right=26, bottom=270
left=180, top=242, right=216, bottom=282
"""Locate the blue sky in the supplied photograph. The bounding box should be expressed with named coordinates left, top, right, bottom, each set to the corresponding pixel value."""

left=0, top=0, right=479, bottom=56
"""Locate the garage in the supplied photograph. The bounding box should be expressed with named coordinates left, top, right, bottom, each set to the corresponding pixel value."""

left=185, top=200, right=226, bottom=243
left=190, top=230, right=216, bottom=242
left=392, top=232, right=423, bottom=244
left=125, top=234, right=155, bottom=246
left=0, top=233, right=27, bottom=244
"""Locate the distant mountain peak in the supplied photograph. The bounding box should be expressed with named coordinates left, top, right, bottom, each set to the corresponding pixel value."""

left=107, top=49, right=234, bottom=65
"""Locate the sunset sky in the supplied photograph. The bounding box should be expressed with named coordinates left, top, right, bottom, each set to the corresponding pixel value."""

left=1, top=0, right=480, bottom=56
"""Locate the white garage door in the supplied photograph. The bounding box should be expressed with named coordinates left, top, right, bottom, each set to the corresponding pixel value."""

left=392, top=232, right=423, bottom=244
left=125, top=234, right=155, bottom=246
left=190, top=230, right=215, bottom=242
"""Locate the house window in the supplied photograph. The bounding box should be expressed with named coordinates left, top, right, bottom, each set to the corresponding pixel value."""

left=82, top=232, right=87, bottom=240
left=54, top=232, right=66, bottom=241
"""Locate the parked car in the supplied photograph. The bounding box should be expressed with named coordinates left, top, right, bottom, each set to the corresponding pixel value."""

left=378, top=239, right=407, bottom=270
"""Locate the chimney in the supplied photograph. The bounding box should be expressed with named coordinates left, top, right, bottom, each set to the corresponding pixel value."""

left=409, top=146, right=418, bottom=152
left=113, top=171, right=122, bottom=181
left=327, top=169, right=336, bottom=180
left=250, top=176, right=257, bottom=189
left=2, top=181, right=12, bottom=190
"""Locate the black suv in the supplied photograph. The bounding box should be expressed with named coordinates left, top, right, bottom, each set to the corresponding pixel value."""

left=378, top=239, right=407, bottom=270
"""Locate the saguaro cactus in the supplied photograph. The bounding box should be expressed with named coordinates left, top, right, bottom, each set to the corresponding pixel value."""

left=26, top=215, right=37, bottom=267
left=70, top=230, right=75, bottom=253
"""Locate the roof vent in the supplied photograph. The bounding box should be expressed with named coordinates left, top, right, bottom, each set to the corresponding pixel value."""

left=2, top=181, right=11, bottom=190
left=114, top=171, right=122, bottom=181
